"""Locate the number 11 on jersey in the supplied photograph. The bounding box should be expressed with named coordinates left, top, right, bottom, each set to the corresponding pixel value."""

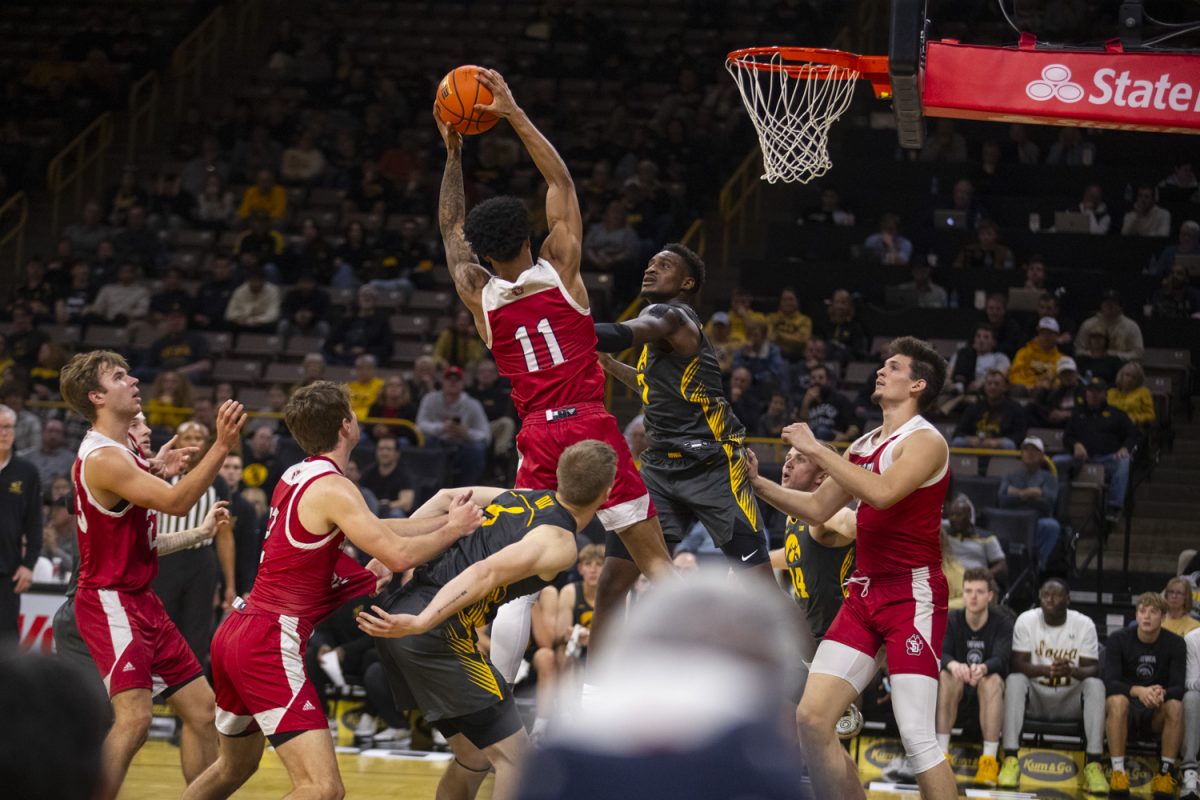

left=515, top=317, right=565, bottom=372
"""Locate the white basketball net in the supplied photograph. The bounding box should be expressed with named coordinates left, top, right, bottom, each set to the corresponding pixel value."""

left=726, top=51, right=860, bottom=184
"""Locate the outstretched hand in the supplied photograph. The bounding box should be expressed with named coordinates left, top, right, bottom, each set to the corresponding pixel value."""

left=446, top=491, right=484, bottom=538
left=475, top=68, right=519, bottom=118
left=214, top=400, right=248, bottom=450
left=151, top=435, right=199, bottom=479
left=365, top=558, right=394, bottom=597
left=356, top=605, right=424, bottom=638
left=200, top=500, right=231, bottom=541
left=781, top=422, right=821, bottom=456
left=432, top=102, right=462, bottom=154
left=744, top=446, right=760, bottom=480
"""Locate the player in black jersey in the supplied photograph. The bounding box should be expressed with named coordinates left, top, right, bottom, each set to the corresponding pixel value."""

left=593, top=244, right=772, bottom=629
left=356, top=440, right=616, bottom=800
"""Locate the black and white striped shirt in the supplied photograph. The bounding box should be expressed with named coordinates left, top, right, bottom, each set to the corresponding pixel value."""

left=157, top=476, right=228, bottom=549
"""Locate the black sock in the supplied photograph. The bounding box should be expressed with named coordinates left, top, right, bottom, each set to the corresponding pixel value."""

left=1162, top=760, right=1175, bottom=775
left=1085, top=753, right=1103, bottom=765
left=1006, top=749, right=1019, bottom=761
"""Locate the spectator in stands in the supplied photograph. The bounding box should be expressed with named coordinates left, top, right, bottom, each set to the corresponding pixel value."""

left=863, top=212, right=912, bottom=265
left=0, top=386, right=40, bottom=454
left=1151, top=220, right=1200, bottom=277
left=62, top=200, right=110, bottom=256
left=717, top=287, right=764, bottom=343
left=232, top=125, right=283, bottom=183
left=143, top=370, right=193, bottom=430
left=582, top=198, right=641, bottom=299
left=347, top=354, right=384, bottom=421
left=3, top=303, right=44, bottom=372
left=145, top=304, right=212, bottom=381
left=333, top=220, right=371, bottom=278
left=367, top=375, right=418, bottom=444
left=1107, top=361, right=1156, bottom=428
left=1182, top=629, right=1200, bottom=800
left=240, top=421, right=283, bottom=496
left=998, top=436, right=1062, bottom=570
left=948, top=178, right=987, bottom=230
left=756, top=392, right=791, bottom=438
left=324, top=284, right=390, bottom=366
left=224, top=262, right=281, bottom=333
left=767, top=287, right=812, bottom=363
left=1074, top=332, right=1121, bottom=388
left=280, top=129, right=326, bottom=185
left=955, top=220, right=1014, bottom=270
left=1025, top=291, right=1074, bottom=351
left=106, top=166, right=147, bottom=228
left=1057, top=375, right=1138, bottom=523
left=623, top=415, right=648, bottom=467
left=433, top=307, right=486, bottom=371
left=113, top=205, right=163, bottom=273
left=146, top=173, right=195, bottom=233
left=1077, top=291, right=1144, bottom=361
left=281, top=216, right=334, bottom=283
left=1153, top=261, right=1200, bottom=320
left=1022, top=255, right=1049, bottom=291
left=90, top=239, right=119, bottom=284
left=29, top=341, right=66, bottom=400
left=1000, top=577, right=1107, bottom=792
left=180, top=136, right=231, bottom=199
left=191, top=396, right=217, bottom=432
left=40, top=495, right=76, bottom=580
left=705, top=311, right=738, bottom=374
left=13, top=258, right=55, bottom=322
left=277, top=270, right=331, bottom=339
left=1163, top=577, right=1200, bottom=637
left=358, top=435, right=413, bottom=519
left=471, top=359, right=515, bottom=478
left=238, top=168, right=287, bottom=222
left=937, top=567, right=1013, bottom=786
left=148, top=266, right=193, bottom=324
left=896, top=256, right=948, bottom=308
left=732, top=319, right=785, bottom=398
left=814, top=288, right=869, bottom=365
left=1045, top=127, right=1095, bottom=166
left=1070, top=183, right=1112, bottom=235
left=1104, top=592, right=1187, bottom=796
left=798, top=187, right=855, bottom=226
left=233, top=209, right=285, bottom=266
left=1122, top=185, right=1172, bottom=238
left=192, top=254, right=238, bottom=331
left=1158, top=161, right=1199, bottom=202
left=216, top=452, right=260, bottom=598
left=797, top=363, right=861, bottom=443
left=193, top=173, right=236, bottom=231
left=55, top=262, right=97, bottom=326
left=920, top=118, right=968, bottom=162
left=408, top=355, right=439, bottom=406
left=951, top=370, right=1026, bottom=450
left=85, top=261, right=150, bottom=326
left=948, top=324, right=1012, bottom=397
left=415, top=365, right=490, bottom=485
left=1010, top=318, right=1064, bottom=392
left=17, top=418, right=73, bottom=490
left=943, top=495, right=1008, bottom=582
left=981, top=292, right=1026, bottom=359
left=727, top=366, right=762, bottom=433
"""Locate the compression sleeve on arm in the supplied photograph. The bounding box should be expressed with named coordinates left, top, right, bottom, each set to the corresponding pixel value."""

left=594, top=322, right=634, bottom=353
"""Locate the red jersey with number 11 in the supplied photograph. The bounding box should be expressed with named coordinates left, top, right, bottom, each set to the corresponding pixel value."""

left=481, top=259, right=605, bottom=418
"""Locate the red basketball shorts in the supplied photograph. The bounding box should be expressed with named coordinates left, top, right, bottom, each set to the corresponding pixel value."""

left=820, top=565, right=948, bottom=680
left=210, top=609, right=327, bottom=738
left=514, top=401, right=655, bottom=530
left=73, top=586, right=203, bottom=698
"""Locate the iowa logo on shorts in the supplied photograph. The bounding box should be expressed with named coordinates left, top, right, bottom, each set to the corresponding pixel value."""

left=905, top=634, right=924, bottom=656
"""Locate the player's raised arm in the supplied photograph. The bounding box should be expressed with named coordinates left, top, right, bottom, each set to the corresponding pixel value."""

left=88, top=400, right=247, bottom=516
left=434, top=106, right=490, bottom=313
left=594, top=303, right=700, bottom=354
left=746, top=446, right=852, bottom=525
left=407, top=486, right=511, bottom=519
left=356, top=524, right=578, bottom=638
left=786, top=422, right=947, bottom=510
left=476, top=69, right=582, bottom=279
left=314, top=476, right=482, bottom=572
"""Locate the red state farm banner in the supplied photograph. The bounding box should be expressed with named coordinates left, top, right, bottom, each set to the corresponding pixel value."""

left=923, top=39, right=1200, bottom=135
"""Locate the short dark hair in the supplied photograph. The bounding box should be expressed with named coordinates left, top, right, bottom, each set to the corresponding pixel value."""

left=663, top=242, right=705, bottom=295
left=284, top=381, right=353, bottom=455
left=463, top=196, right=530, bottom=263
left=888, top=336, right=947, bottom=413
left=962, top=567, right=993, bottom=587
left=60, top=350, right=131, bottom=422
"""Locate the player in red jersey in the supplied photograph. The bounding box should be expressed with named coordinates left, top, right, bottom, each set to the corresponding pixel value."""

left=182, top=381, right=483, bottom=800
left=58, top=350, right=247, bottom=800
left=433, top=69, right=673, bottom=666
left=759, top=337, right=957, bottom=800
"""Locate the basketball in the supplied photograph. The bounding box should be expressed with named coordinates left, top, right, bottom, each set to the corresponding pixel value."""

left=435, top=65, right=499, bottom=135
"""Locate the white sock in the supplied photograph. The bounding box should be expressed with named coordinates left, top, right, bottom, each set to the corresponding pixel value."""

left=531, top=718, right=548, bottom=736
left=318, top=651, right=347, bottom=688
left=1162, top=757, right=1176, bottom=767
left=1112, top=756, right=1125, bottom=773
left=936, top=733, right=950, bottom=752
left=983, top=741, right=999, bottom=758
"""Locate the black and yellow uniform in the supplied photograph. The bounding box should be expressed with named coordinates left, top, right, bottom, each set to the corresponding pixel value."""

left=782, top=516, right=855, bottom=639
left=610, top=303, right=768, bottom=566
left=375, top=489, right=576, bottom=747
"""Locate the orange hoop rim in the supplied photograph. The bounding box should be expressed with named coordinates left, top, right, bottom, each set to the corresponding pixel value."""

left=726, top=46, right=892, bottom=99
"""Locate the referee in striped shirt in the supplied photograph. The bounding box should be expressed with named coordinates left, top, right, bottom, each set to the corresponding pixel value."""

left=151, top=421, right=235, bottom=668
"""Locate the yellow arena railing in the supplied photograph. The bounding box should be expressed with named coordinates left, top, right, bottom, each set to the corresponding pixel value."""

left=170, top=6, right=228, bottom=116
left=0, top=191, right=29, bottom=284
left=126, top=72, right=161, bottom=164
left=46, top=114, right=115, bottom=238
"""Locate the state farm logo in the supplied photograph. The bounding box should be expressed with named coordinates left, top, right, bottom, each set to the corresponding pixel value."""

left=1027, top=65, right=1085, bottom=103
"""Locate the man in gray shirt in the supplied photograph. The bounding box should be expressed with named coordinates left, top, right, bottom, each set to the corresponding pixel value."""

left=997, top=436, right=1061, bottom=570
left=415, top=365, right=490, bottom=484
left=18, top=418, right=75, bottom=489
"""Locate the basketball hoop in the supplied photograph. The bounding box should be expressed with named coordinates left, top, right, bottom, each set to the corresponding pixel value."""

left=726, top=47, right=891, bottom=184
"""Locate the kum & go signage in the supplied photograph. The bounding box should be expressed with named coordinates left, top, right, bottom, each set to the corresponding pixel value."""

left=923, top=39, right=1200, bottom=134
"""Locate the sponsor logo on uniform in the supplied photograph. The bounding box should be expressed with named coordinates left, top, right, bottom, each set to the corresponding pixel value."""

left=303, top=700, right=316, bottom=711
left=905, top=634, right=924, bottom=656
left=9, top=480, right=22, bottom=494
left=1018, top=751, right=1077, bottom=782
left=123, top=662, right=136, bottom=672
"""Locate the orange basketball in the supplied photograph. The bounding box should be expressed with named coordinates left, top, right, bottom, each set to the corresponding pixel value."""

left=435, top=65, right=500, bottom=136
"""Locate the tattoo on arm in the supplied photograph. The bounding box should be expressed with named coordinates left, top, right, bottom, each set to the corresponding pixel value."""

left=438, top=156, right=477, bottom=288
left=436, top=589, right=469, bottom=617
